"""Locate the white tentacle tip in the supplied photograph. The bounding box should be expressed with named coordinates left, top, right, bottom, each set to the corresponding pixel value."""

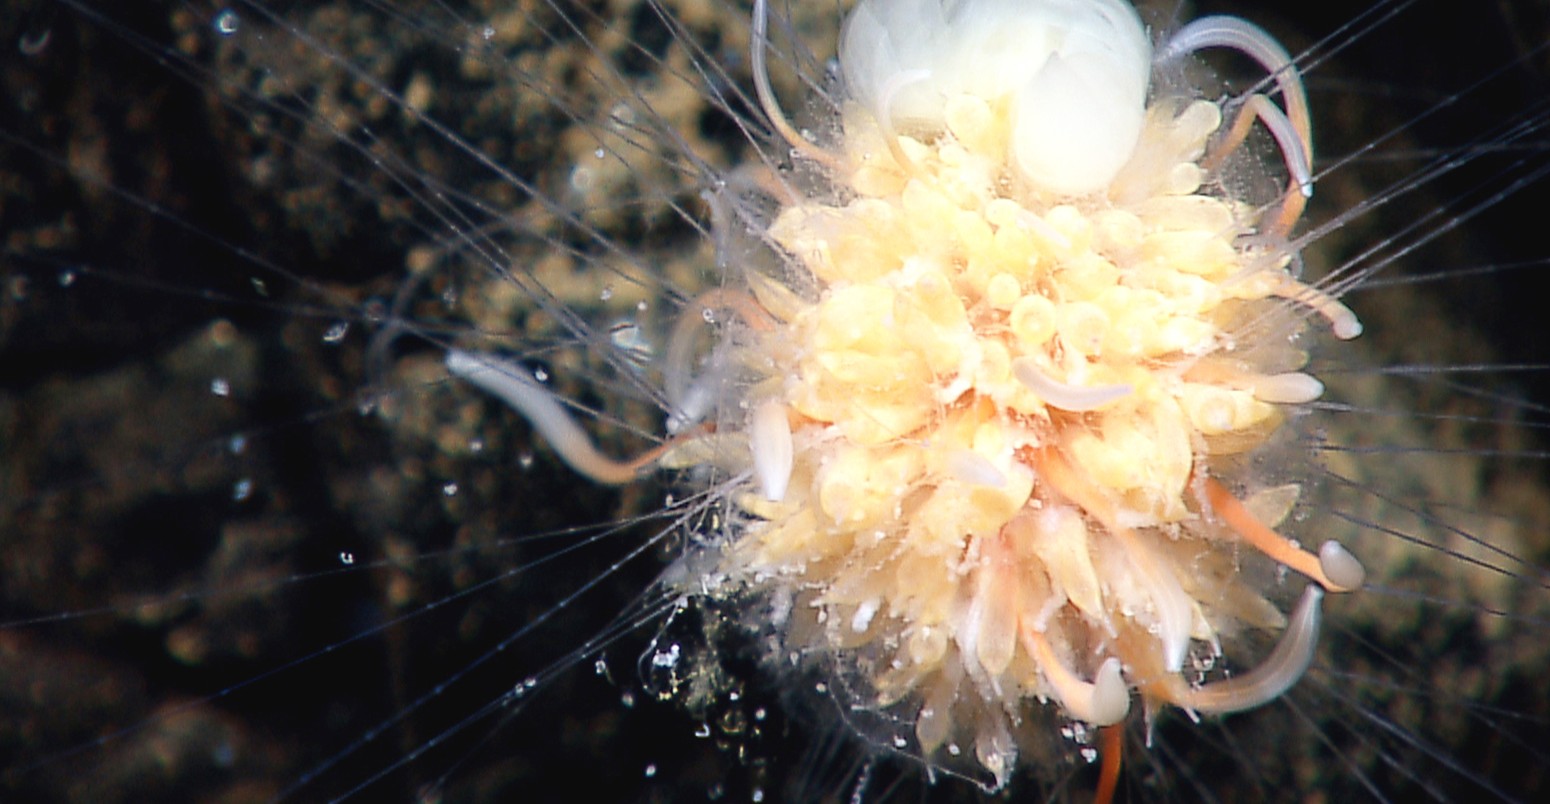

left=444, top=347, right=485, bottom=378
left=1250, top=372, right=1324, bottom=404
left=1012, top=358, right=1133, bottom=411
left=1318, top=540, right=1366, bottom=592
left=1332, top=314, right=1364, bottom=341
left=750, top=400, right=793, bottom=502
left=1162, top=619, right=1190, bottom=675
left=1029, top=631, right=1131, bottom=726
left=1087, top=658, right=1131, bottom=726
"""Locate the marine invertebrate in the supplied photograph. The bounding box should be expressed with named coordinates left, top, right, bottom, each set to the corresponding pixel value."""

left=447, top=0, right=1373, bottom=790
left=7, top=0, right=1550, bottom=801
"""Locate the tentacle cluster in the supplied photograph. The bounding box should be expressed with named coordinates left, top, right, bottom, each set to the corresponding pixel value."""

left=709, top=0, right=1365, bottom=788
left=448, top=0, right=1367, bottom=791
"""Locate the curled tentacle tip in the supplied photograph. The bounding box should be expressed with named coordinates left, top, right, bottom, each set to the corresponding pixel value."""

left=1180, top=584, right=1323, bottom=715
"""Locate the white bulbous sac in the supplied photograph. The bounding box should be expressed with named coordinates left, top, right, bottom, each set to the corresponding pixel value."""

left=840, top=0, right=1151, bottom=195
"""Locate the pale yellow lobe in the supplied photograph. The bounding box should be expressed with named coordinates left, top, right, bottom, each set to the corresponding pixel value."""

left=1025, top=506, right=1106, bottom=625
left=815, top=442, right=921, bottom=529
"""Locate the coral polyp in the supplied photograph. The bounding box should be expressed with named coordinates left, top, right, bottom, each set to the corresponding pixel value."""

left=449, top=0, right=1370, bottom=791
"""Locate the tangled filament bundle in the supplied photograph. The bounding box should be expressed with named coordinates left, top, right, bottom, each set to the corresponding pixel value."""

left=450, top=0, right=1370, bottom=791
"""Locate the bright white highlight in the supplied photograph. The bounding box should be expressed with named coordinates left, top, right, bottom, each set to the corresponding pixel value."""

left=840, top=0, right=1150, bottom=195
left=750, top=400, right=794, bottom=502
left=1115, top=528, right=1194, bottom=673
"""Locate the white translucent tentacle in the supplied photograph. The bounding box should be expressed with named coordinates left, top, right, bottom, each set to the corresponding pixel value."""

left=751, top=0, right=839, bottom=167
left=1175, top=585, right=1323, bottom=714
left=1242, top=94, right=1313, bottom=197
left=1159, top=15, right=1312, bottom=163
left=446, top=349, right=647, bottom=485
left=1022, top=626, right=1131, bottom=726
left=1012, top=357, right=1133, bottom=411
left=750, top=400, right=794, bottom=501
